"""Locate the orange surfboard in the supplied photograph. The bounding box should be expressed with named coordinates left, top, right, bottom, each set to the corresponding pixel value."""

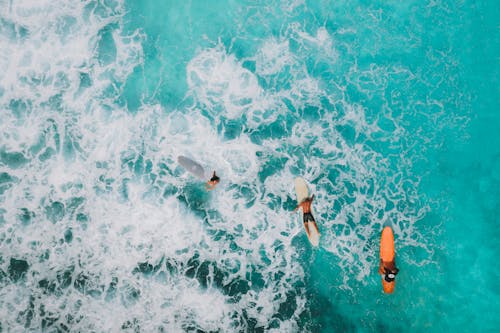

left=380, top=226, right=396, bottom=293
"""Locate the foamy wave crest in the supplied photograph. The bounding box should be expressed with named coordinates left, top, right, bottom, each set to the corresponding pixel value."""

left=186, top=25, right=340, bottom=128
left=186, top=44, right=287, bottom=128
left=187, top=45, right=268, bottom=120
left=0, top=0, right=308, bottom=326
left=1, top=0, right=462, bottom=330
left=182, top=21, right=434, bottom=293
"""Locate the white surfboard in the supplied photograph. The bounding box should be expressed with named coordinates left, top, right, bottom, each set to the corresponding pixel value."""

left=294, top=177, right=309, bottom=202
left=294, top=177, right=320, bottom=247
left=178, top=155, right=207, bottom=180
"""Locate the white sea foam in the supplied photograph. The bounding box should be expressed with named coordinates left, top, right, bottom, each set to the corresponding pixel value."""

left=187, top=45, right=268, bottom=120
left=183, top=21, right=433, bottom=291
left=254, top=38, right=293, bottom=76
left=0, top=0, right=442, bottom=331
left=0, top=4, right=306, bottom=330
left=295, top=26, right=339, bottom=64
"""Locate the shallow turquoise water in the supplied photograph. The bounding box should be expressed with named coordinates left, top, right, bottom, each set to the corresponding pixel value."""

left=0, top=0, right=498, bottom=332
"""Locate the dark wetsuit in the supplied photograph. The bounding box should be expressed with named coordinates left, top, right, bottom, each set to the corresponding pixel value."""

left=383, top=267, right=399, bottom=282
left=303, top=212, right=315, bottom=223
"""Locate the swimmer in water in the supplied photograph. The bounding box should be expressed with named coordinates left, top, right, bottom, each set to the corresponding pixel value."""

left=294, top=194, right=320, bottom=238
left=205, top=171, right=220, bottom=191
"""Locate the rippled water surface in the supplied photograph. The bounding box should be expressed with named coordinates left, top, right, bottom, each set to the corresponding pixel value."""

left=0, top=0, right=498, bottom=332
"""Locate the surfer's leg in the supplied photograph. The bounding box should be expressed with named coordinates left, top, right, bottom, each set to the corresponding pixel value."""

left=303, top=213, right=314, bottom=236
left=303, top=222, right=310, bottom=237
left=310, top=221, right=320, bottom=235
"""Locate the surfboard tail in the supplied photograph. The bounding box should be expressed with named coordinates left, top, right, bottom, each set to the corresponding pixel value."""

left=307, top=221, right=320, bottom=247
left=382, top=280, right=395, bottom=294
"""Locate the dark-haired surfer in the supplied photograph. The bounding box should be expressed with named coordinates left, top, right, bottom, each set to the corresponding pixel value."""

left=379, top=259, right=399, bottom=283
left=205, top=171, right=220, bottom=191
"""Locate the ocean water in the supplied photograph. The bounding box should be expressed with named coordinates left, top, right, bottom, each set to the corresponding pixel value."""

left=0, top=0, right=498, bottom=332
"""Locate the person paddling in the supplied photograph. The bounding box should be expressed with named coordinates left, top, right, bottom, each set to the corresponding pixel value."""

left=294, top=194, right=320, bottom=238
left=379, top=258, right=399, bottom=283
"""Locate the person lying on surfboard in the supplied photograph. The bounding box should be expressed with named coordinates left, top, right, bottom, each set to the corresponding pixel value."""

left=205, top=171, right=220, bottom=191
left=293, top=194, right=320, bottom=238
left=379, top=259, right=399, bottom=283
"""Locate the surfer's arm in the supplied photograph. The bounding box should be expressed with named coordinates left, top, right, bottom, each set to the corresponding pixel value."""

left=294, top=202, right=303, bottom=212
left=303, top=222, right=311, bottom=236
left=378, top=260, right=385, bottom=275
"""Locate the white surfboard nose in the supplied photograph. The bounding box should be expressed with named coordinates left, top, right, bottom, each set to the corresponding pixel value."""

left=178, top=155, right=208, bottom=180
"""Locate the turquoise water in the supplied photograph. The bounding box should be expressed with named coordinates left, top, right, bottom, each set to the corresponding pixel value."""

left=0, top=0, right=498, bottom=332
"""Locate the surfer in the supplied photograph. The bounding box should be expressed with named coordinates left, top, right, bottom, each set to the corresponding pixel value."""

left=294, top=194, right=319, bottom=238
left=205, top=171, right=220, bottom=191
left=379, top=259, right=399, bottom=283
